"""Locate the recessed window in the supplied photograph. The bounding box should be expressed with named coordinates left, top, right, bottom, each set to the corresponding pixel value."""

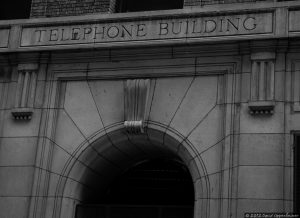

left=116, top=0, right=184, bottom=13
left=0, top=0, right=32, bottom=20
left=294, top=135, right=300, bottom=213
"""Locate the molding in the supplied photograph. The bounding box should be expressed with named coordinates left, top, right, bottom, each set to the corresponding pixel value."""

left=11, top=108, right=33, bottom=120
left=18, top=63, right=39, bottom=71
left=251, top=52, right=276, bottom=60
left=248, top=101, right=275, bottom=115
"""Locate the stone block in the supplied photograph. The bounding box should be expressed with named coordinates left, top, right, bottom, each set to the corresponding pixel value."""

left=59, top=197, right=79, bottom=218
left=209, top=199, right=221, bottom=218
left=64, top=81, right=104, bottom=138
left=241, top=72, right=251, bottom=103
left=187, top=105, right=223, bottom=154
left=239, top=102, right=284, bottom=134
left=1, top=109, right=41, bottom=137
left=0, top=197, right=30, bottom=218
left=87, top=80, right=124, bottom=127
left=239, top=134, right=284, bottom=166
left=0, top=166, right=34, bottom=196
left=275, top=70, right=285, bottom=101
left=238, top=166, right=283, bottom=199
left=207, top=172, right=221, bottom=199
left=55, top=109, right=86, bottom=153
left=200, top=143, right=222, bottom=175
left=0, top=137, right=37, bottom=166
left=51, top=143, right=73, bottom=175
left=170, top=75, right=218, bottom=136
left=149, top=76, right=194, bottom=125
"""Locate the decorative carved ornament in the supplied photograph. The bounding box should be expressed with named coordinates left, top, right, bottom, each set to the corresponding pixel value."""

left=249, top=52, right=275, bottom=115
left=12, top=64, right=38, bottom=120
left=124, top=79, right=151, bottom=134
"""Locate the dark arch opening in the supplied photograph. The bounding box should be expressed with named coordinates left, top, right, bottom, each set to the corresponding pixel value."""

left=76, top=158, right=194, bottom=218
left=116, top=0, right=184, bottom=13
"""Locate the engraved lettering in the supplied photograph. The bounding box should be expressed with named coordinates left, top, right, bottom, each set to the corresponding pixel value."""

left=35, top=29, right=47, bottom=42
left=185, top=20, right=189, bottom=34
left=227, top=18, right=240, bottom=31
left=49, top=29, right=59, bottom=41
left=61, top=28, right=70, bottom=41
left=243, top=17, right=257, bottom=31
left=83, top=27, right=92, bottom=40
left=219, top=18, right=225, bottom=32
left=23, top=13, right=269, bottom=47
left=121, top=24, right=133, bottom=37
left=204, top=19, right=217, bottom=33
left=136, top=24, right=147, bottom=37
left=93, top=26, right=105, bottom=39
left=159, top=22, right=169, bottom=35
left=191, top=20, right=202, bottom=34
left=107, top=26, right=119, bottom=38
left=172, top=21, right=182, bottom=35
left=71, top=28, right=81, bottom=40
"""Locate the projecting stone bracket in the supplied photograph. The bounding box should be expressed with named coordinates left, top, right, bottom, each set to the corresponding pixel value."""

left=124, top=79, right=151, bottom=134
left=12, top=64, right=38, bottom=121
left=124, top=121, right=144, bottom=134
left=11, top=108, right=34, bottom=120
left=248, top=101, right=275, bottom=115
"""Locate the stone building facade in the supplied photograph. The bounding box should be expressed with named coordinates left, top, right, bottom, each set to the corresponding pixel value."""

left=0, top=0, right=300, bottom=218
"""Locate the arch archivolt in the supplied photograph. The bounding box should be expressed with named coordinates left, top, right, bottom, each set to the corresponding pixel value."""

left=53, top=122, right=210, bottom=218
left=47, top=66, right=233, bottom=218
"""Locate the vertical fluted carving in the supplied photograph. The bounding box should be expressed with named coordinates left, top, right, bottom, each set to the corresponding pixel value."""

left=12, top=67, right=38, bottom=120
left=249, top=52, right=275, bottom=115
left=124, top=79, right=150, bottom=134
left=251, top=60, right=275, bottom=101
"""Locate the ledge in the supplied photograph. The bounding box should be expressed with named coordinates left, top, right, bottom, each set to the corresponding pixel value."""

left=248, top=101, right=275, bottom=115
left=0, top=1, right=299, bottom=53
left=11, top=108, right=33, bottom=120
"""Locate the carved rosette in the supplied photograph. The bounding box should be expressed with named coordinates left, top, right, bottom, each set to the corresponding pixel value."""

left=124, top=79, right=151, bottom=134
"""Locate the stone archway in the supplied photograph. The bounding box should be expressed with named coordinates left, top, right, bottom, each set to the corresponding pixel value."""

left=52, top=124, right=210, bottom=218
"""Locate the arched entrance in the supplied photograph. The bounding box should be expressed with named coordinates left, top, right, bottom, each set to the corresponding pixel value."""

left=76, top=158, right=194, bottom=218
left=53, top=125, right=209, bottom=218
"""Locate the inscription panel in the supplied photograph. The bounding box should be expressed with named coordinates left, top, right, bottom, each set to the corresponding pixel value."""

left=21, top=12, right=273, bottom=47
left=0, top=29, right=10, bottom=48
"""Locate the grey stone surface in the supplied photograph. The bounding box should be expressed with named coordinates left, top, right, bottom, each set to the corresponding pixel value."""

left=0, top=2, right=299, bottom=218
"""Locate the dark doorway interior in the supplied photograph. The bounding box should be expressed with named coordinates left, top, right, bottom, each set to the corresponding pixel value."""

left=116, top=0, right=184, bottom=13
left=76, top=158, right=194, bottom=218
left=0, top=0, right=32, bottom=20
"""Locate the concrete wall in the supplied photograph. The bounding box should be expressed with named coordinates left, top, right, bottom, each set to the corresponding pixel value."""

left=0, top=39, right=297, bottom=218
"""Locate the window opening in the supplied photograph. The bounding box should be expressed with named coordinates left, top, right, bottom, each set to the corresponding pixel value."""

left=116, top=0, right=184, bottom=13
left=0, top=0, right=32, bottom=20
